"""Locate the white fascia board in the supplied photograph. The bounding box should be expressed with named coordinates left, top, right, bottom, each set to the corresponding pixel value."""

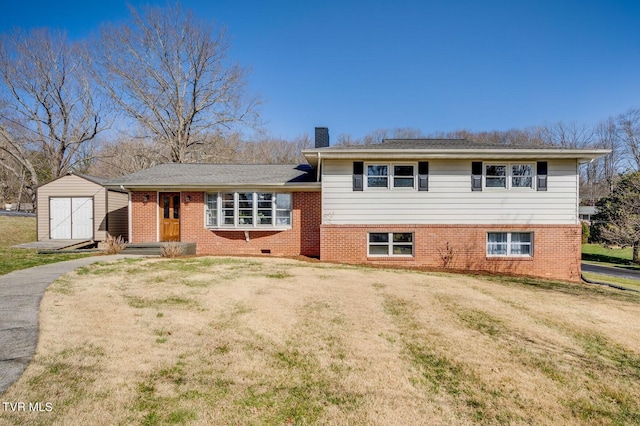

left=111, top=182, right=322, bottom=192
left=302, top=148, right=610, bottom=163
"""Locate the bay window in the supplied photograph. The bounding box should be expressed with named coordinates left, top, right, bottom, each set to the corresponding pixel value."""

left=205, top=192, right=292, bottom=228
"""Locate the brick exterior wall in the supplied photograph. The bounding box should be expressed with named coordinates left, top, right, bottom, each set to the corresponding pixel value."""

left=130, top=190, right=581, bottom=282
left=131, top=191, right=158, bottom=242
left=130, top=191, right=321, bottom=257
left=320, top=224, right=583, bottom=282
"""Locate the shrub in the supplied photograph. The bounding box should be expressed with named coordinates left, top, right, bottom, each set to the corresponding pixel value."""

left=438, top=242, right=456, bottom=268
left=103, top=235, right=127, bottom=255
left=161, top=242, right=184, bottom=258
left=581, top=222, right=591, bottom=244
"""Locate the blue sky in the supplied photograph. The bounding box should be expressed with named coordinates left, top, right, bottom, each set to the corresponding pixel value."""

left=1, top=0, right=639, bottom=141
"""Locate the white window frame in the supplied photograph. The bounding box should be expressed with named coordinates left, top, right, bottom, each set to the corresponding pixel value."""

left=365, top=163, right=416, bottom=190
left=484, top=162, right=535, bottom=190
left=486, top=232, right=533, bottom=257
left=368, top=232, right=414, bottom=257
left=205, top=192, right=292, bottom=230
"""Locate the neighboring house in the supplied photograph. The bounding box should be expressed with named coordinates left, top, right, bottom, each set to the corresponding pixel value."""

left=36, top=172, right=128, bottom=241
left=579, top=205, right=598, bottom=223
left=107, top=129, right=608, bottom=282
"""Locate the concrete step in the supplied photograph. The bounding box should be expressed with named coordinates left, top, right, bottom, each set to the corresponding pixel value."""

left=121, top=242, right=196, bottom=256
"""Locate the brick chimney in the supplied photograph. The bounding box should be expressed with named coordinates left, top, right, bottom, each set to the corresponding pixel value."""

left=315, top=127, right=329, bottom=148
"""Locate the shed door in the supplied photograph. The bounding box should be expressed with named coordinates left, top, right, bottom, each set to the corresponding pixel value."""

left=49, top=197, right=93, bottom=239
left=71, top=197, right=93, bottom=239
left=50, top=198, right=72, bottom=239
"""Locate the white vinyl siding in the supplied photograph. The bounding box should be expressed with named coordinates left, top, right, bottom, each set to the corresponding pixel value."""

left=322, top=159, right=579, bottom=225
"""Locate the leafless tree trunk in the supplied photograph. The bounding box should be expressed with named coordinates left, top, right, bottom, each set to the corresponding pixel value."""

left=0, top=28, right=105, bottom=192
left=595, top=172, right=640, bottom=263
left=617, top=108, right=640, bottom=171
left=93, top=3, right=260, bottom=164
left=0, top=126, right=39, bottom=208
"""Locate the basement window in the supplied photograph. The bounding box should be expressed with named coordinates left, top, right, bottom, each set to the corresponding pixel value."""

left=487, top=232, right=533, bottom=257
left=368, top=232, right=414, bottom=257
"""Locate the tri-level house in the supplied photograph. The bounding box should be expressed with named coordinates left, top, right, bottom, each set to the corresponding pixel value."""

left=108, top=128, right=608, bottom=282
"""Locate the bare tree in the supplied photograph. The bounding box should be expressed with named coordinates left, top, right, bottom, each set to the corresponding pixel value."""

left=93, top=3, right=260, bottom=164
left=88, top=137, right=160, bottom=177
left=617, top=108, right=640, bottom=170
left=534, top=121, right=593, bottom=148
left=593, top=172, right=640, bottom=263
left=595, top=117, right=622, bottom=191
left=0, top=28, right=104, bottom=206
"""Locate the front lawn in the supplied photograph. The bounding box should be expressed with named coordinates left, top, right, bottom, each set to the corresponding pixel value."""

left=2, top=257, right=639, bottom=425
left=582, top=243, right=639, bottom=268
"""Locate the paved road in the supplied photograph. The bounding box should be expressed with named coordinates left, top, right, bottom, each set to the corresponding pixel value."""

left=0, top=255, right=138, bottom=395
left=582, top=262, right=640, bottom=281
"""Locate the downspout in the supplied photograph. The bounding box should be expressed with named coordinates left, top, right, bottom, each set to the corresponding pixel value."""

left=316, top=152, right=322, bottom=182
left=121, top=185, right=132, bottom=243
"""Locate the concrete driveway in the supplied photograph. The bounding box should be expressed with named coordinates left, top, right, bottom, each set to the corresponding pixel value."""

left=0, top=255, right=139, bottom=395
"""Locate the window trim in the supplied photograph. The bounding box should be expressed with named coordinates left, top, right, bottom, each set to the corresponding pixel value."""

left=368, top=232, right=414, bottom=257
left=364, top=162, right=417, bottom=190
left=204, top=192, right=292, bottom=230
left=486, top=232, right=534, bottom=257
left=483, top=162, right=536, bottom=190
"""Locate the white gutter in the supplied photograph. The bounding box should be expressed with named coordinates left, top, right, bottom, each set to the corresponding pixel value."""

left=111, top=182, right=322, bottom=191
left=302, top=148, right=611, bottom=164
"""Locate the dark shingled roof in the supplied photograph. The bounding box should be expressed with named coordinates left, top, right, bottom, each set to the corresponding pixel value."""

left=107, top=163, right=316, bottom=187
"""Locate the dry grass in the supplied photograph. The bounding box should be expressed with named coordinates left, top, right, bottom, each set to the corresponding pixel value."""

left=0, top=216, right=35, bottom=248
left=1, top=257, right=640, bottom=425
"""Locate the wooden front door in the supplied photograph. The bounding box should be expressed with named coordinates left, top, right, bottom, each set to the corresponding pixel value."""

left=159, top=193, right=180, bottom=242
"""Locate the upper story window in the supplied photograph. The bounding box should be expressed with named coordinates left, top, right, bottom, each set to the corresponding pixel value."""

left=367, top=165, right=388, bottom=188
left=485, top=163, right=534, bottom=189
left=205, top=192, right=292, bottom=229
left=511, top=164, right=533, bottom=188
left=393, top=165, right=415, bottom=187
left=366, top=163, right=415, bottom=189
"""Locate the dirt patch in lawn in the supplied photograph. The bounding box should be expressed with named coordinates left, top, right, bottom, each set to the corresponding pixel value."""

left=2, top=257, right=640, bottom=425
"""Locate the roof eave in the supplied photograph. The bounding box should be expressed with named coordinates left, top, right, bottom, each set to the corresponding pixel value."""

left=105, top=182, right=322, bottom=192
left=302, top=148, right=610, bottom=162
